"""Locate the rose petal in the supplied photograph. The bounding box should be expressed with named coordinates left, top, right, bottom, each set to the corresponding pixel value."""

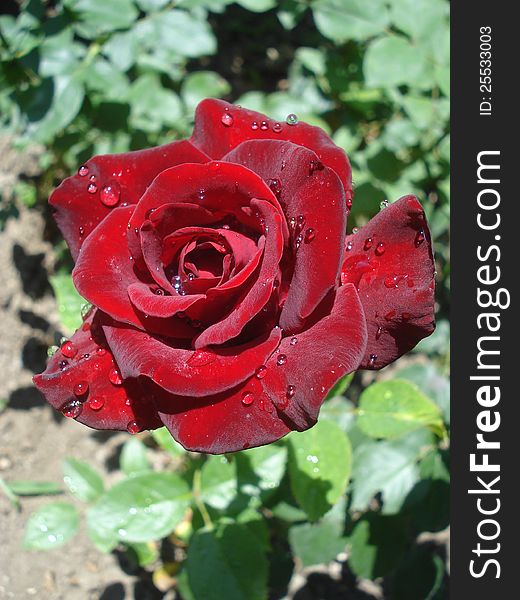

left=73, top=206, right=192, bottom=338
left=224, top=140, right=347, bottom=333
left=191, top=99, right=352, bottom=201
left=261, top=283, right=368, bottom=430
left=51, top=141, right=209, bottom=260
left=341, top=196, right=435, bottom=369
left=152, top=377, right=292, bottom=454
left=193, top=199, right=284, bottom=348
left=103, top=323, right=282, bottom=397
left=33, top=309, right=162, bottom=431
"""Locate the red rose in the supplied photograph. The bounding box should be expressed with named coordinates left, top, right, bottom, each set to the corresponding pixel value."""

left=34, top=99, right=435, bottom=454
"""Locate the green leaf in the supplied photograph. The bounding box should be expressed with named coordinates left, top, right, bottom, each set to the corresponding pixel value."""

left=236, top=0, right=276, bottom=11
left=347, top=513, right=409, bottom=579
left=200, top=456, right=237, bottom=510
left=151, top=427, right=186, bottom=457
left=103, top=31, right=139, bottom=71
left=357, top=379, right=445, bottom=439
left=63, top=458, right=104, bottom=502
left=186, top=522, right=268, bottom=600
left=364, top=36, right=433, bottom=89
left=390, top=0, right=448, bottom=41
left=289, top=520, right=346, bottom=567
left=313, top=0, right=389, bottom=43
left=23, top=502, right=79, bottom=550
left=320, top=397, right=357, bottom=434
left=87, top=473, right=190, bottom=544
left=39, top=29, right=86, bottom=77
left=236, top=444, right=287, bottom=499
left=120, top=438, right=151, bottom=477
left=64, top=0, right=139, bottom=37
left=325, top=372, right=354, bottom=400
left=136, top=0, right=171, bottom=10
left=236, top=508, right=270, bottom=550
left=287, top=420, right=352, bottom=520
left=7, top=480, right=62, bottom=496
left=181, top=71, right=231, bottom=113
left=30, top=75, right=85, bottom=143
left=351, top=430, right=432, bottom=514
left=128, top=74, right=182, bottom=133
left=134, top=10, right=216, bottom=59
left=49, top=272, right=86, bottom=334
left=124, top=541, right=159, bottom=567
left=391, top=545, right=446, bottom=600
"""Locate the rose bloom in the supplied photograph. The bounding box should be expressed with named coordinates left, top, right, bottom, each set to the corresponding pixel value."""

left=34, top=99, right=435, bottom=454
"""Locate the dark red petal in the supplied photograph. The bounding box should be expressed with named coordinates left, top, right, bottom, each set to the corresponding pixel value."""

left=191, top=99, right=352, bottom=201
left=341, top=196, right=435, bottom=369
left=128, top=282, right=204, bottom=318
left=102, top=323, right=282, bottom=397
left=152, top=377, right=292, bottom=454
left=261, top=283, right=368, bottom=431
left=224, top=140, right=347, bottom=333
left=193, top=199, right=284, bottom=348
left=50, top=141, right=209, bottom=261
left=33, top=310, right=162, bottom=431
left=73, top=206, right=191, bottom=338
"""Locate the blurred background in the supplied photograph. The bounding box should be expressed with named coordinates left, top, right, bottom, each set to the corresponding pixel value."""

left=0, top=0, right=450, bottom=598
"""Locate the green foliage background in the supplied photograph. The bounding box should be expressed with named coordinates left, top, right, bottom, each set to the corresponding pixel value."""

left=1, top=0, right=450, bottom=598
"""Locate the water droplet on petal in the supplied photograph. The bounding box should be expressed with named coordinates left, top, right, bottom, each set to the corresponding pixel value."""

left=251, top=121, right=259, bottom=130
left=268, top=178, right=282, bottom=198
left=376, top=325, right=383, bottom=340
left=109, top=368, right=123, bottom=385
left=286, top=113, right=298, bottom=125
left=62, top=399, right=83, bottom=419
left=384, top=276, right=399, bottom=288
left=304, top=228, right=315, bottom=243
left=78, top=165, right=89, bottom=177
left=414, top=229, right=425, bottom=247
left=375, top=242, right=385, bottom=256
left=346, top=241, right=353, bottom=251
left=188, top=350, right=215, bottom=367
left=154, top=288, right=164, bottom=295
left=87, top=183, right=97, bottom=194
left=58, top=360, right=68, bottom=370
left=88, top=397, right=104, bottom=411
left=221, top=112, right=234, bottom=127
left=241, top=392, right=255, bottom=406
left=369, top=354, right=377, bottom=367
left=295, top=233, right=303, bottom=250
left=260, top=121, right=269, bottom=131
left=380, top=199, right=389, bottom=210
left=281, top=159, right=286, bottom=170
left=272, top=122, right=282, bottom=133
left=352, top=227, right=359, bottom=234
left=277, top=354, right=287, bottom=366
left=61, top=341, right=77, bottom=358
left=47, top=345, right=58, bottom=357
left=127, top=421, right=140, bottom=435
left=255, top=365, right=267, bottom=379
left=290, top=336, right=298, bottom=346
left=364, top=237, right=373, bottom=250
left=308, top=160, right=324, bottom=175
left=78, top=226, right=85, bottom=237
left=74, top=381, right=89, bottom=397
left=100, top=182, right=120, bottom=207
left=286, top=384, right=296, bottom=398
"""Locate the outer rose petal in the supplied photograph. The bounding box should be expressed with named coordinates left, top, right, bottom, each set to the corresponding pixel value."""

left=224, top=140, right=347, bottom=333
left=51, top=141, right=209, bottom=260
left=33, top=310, right=162, bottom=431
left=152, top=377, right=292, bottom=454
left=102, top=323, right=282, bottom=397
left=191, top=99, right=352, bottom=201
left=73, top=206, right=193, bottom=338
left=341, top=196, right=435, bottom=369
left=260, top=283, right=368, bottom=431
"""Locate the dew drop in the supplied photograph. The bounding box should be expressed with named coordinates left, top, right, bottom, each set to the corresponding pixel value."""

left=78, top=226, right=85, bottom=237
left=277, top=354, right=287, bottom=366
left=127, top=421, right=140, bottom=435
left=380, top=199, right=389, bottom=210
left=286, top=384, right=296, bottom=398
left=108, top=368, right=123, bottom=385
left=272, top=122, right=282, bottom=133
left=187, top=350, right=215, bottom=367
left=58, top=360, right=68, bottom=370
left=87, top=183, right=97, bottom=194
left=352, top=227, right=359, bottom=234
left=62, top=399, right=83, bottom=419
left=154, top=288, right=164, bottom=295
left=304, top=228, right=315, bottom=243
left=268, top=178, right=282, bottom=198
left=308, top=159, right=324, bottom=175
left=89, top=397, right=104, bottom=411
left=375, top=242, right=385, bottom=256
left=369, top=353, right=377, bottom=366
left=260, top=121, right=269, bottom=131
left=384, top=276, right=399, bottom=289
left=100, top=182, right=120, bottom=207
left=295, top=234, right=303, bottom=250
left=241, top=392, right=255, bottom=406
left=290, top=336, right=298, bottom=346
left=346, top=241, right=353, bottom=251
left=78, top=165, right=89, bottom=177
left=221, top=112, right=234, bottom=127
left=286, top=113, right=298, bottom=125
left=414, top=229, right=425, bottom=247
left=251, top=121, right=259, bottom=130
left=96, top=347, right=107, bottom=356
left=255, top=365, right=267, bottom=379
left=74, top=381, right=89, bottom=397
left=364, top=237, right=373, bottom=250
left=281, top=159, right=286, bottom=170
left=376, top=325, right=383, bottom=340
left=61, top=341, right=77, bottom=358
left=89, top=174, right=96, bottom=182
left=47, top=345, right=58, bottom=357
